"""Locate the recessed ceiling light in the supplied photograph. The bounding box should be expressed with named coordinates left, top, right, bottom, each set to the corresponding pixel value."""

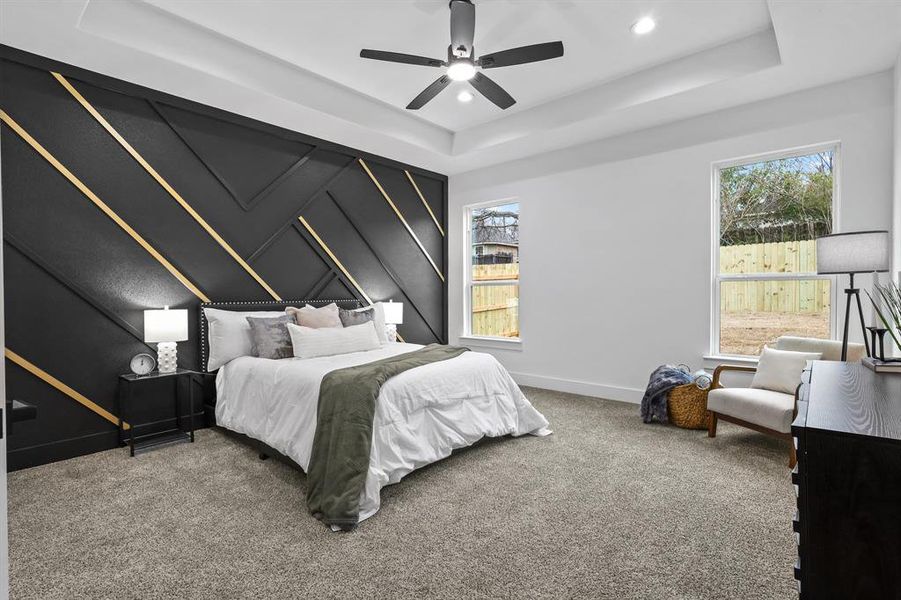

left=447, top=61, right=476, bottom=81
left=631, top=17, right=656, bottom=35
left=457, top=90, right=474, bottom=103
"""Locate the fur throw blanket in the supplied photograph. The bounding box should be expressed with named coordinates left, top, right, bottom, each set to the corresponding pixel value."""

left=640, top=364, right=694, bottom=424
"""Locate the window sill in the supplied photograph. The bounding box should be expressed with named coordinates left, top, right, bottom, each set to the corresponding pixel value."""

left=703, top=354, right=759, bottom=366
left=459, top=335, right=523, bottom=351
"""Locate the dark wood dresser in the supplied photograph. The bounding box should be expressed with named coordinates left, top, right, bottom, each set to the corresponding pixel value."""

left=792, top=361, right=901, bottom=599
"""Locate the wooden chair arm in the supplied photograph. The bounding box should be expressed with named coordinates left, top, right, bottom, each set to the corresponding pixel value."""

left=711, top=364, right=758, bottom=389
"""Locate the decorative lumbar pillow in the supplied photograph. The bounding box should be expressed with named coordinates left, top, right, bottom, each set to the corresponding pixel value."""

left=751, top=346, right=822, bottom=395
left=286, top=303, right=343, bottom=329
left=287, top=321, right=380, bottom=359
left=246, top=315, right=294, bottom=360
left=204, top=308, right=286, bottom=371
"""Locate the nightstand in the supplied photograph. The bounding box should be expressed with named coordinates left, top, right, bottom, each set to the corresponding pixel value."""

left=117, top=368, right=199, bottom=457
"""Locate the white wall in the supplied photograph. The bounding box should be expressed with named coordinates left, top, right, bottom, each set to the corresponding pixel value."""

left=894, top=51, right=901, bottom=283
left=892, top=51, right=901, bottom=357
left=449, top=72, right=895, bottom=403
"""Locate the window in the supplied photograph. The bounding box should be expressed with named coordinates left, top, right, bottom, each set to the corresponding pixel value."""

left=713, top=146, right=837, bottom=356
left=465, top=201, right=520, bottom=340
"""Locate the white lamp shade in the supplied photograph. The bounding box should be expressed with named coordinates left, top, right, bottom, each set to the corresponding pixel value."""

left=382, top=301, right=404, bottom=325
left=144, top=308, right=188, bottom=343
left=816, top=231, right=889, bottom=274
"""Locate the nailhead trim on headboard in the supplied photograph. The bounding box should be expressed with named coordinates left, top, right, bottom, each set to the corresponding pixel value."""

left=198, top=299, right=364, bottom=372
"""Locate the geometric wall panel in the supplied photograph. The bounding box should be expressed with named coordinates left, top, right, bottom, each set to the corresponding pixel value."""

left=0, top=45, right=448, bottom=470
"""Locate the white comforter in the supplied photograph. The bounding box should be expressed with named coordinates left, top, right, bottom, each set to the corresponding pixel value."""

left=215, top=343, right=551, bottom=525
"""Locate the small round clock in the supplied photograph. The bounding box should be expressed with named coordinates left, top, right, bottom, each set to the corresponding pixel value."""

left=130, top=353, right=156, bottom=376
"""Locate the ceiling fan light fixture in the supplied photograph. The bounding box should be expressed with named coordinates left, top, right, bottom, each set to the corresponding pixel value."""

left=447, top=61, right=476, bottom=81
left=360, top=0, right=561, bottom=110
left=631, top=16, right=656, bottom=35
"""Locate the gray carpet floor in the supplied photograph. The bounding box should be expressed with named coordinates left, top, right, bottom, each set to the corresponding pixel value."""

left=8, top=388, right=797, bottom=599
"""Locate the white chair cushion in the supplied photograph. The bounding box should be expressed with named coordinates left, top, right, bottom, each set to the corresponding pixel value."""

left=775, top=336, right=865, bottom=363
left=708, top=387, right=796, bottom=433
left=751, top=346, right=821, bottom=394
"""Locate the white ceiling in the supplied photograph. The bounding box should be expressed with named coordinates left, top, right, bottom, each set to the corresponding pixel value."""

left=140, top=0, right=774, bottom=132
left=1, top=0, right=900, bottom=174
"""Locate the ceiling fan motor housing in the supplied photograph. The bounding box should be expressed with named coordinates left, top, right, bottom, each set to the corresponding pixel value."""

left=450, top=0, right=475, bottom=58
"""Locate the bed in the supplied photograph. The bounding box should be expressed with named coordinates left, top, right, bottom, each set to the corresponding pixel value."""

left=200, top=300, right=551, bottom=528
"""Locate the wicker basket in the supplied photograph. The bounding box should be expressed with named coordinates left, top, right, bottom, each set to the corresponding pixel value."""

left=667, top=383, right=711, bottom=430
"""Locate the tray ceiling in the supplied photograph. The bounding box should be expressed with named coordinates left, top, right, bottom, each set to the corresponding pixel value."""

left=1, top=0, right=900, bottom=174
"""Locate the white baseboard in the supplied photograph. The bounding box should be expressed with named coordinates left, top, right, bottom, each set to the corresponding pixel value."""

left=509, top=371, right=643, bottom=404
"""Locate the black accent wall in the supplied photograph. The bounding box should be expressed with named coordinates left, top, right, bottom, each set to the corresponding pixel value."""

left=0, top=46, right=448, bottom=470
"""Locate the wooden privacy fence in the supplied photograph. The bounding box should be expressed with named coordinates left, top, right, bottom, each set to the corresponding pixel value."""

left=473, top=263, right=519, bottom=281
left=720, top=240, right=830, bottom=314
left=720, top=279, right=830, bottom=314
left=472, top=264, right=519, bottom=337
left=720, top=239, right=818, bottom=275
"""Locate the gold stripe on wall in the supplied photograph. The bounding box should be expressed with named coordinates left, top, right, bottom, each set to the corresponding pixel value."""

left=51, top=72, right=282, bottom=301
left=358, top=159, right=445, bottom=282
left=5, top=348, right=130, bottom=430
left=0, top=110, right=210, bottom=302
left=298, top=216, right=373, bottom=305
left=405, top=170, right=444, bottom=237
left=299, top=217, right=407, bottom=343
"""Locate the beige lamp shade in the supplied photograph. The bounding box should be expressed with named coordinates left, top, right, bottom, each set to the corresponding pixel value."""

left=144, top=307, right=188, bottom=343
left=816, top=231, right=889, bottom=274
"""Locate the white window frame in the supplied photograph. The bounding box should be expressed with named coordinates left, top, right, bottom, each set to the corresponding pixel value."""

left=462, top=198, right=521, bottom=346
left=710, top=142, right=841, bottom=359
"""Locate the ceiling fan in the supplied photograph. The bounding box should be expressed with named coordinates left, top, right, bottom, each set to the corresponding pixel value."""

left=360, top=0, right=564, bottom=110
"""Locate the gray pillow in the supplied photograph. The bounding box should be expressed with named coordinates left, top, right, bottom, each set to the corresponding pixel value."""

left=339, top=306, right=375, bottom=328
left=246, top=315, right=294, bottom=359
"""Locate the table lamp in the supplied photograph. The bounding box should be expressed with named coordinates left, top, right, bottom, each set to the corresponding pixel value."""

left=382, top=300, right=404, bottom=342
left=144, top=306, right=188, bottom=373
left=816, top=230, right=889, bottom=360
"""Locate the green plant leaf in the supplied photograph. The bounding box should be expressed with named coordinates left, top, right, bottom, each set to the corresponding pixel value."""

left=867, top=288, right=901, bottom=350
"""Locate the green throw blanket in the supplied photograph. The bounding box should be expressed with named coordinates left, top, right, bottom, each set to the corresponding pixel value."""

left=306, top=344, right=470, bottom=530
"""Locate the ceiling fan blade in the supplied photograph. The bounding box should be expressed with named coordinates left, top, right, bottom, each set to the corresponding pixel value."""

left=469, top=72, right=515, bottom=110
left=478, top=41, right=564, bottom=69
left=360, top=49, right=445, bottom=68
left=406, top=75, right=452, bottom=110
left=449, top=0, right=475, bottom=57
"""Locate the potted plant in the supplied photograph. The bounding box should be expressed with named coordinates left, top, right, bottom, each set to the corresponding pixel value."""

left=867, top=281, right=901, bottom=361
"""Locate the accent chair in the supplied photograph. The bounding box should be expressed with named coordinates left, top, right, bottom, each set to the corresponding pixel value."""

left=707, top=336, right=866, bottom=468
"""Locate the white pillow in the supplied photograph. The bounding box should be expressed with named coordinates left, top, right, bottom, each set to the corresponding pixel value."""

left=204, top=308, right=285, bottom=371
left=750, top=346, right=822, bottom=395
left=288, top=321, right=381, bottom=359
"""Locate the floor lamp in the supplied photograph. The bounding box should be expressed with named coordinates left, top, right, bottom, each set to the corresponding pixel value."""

left=816, top=231, right=890, bottom=361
